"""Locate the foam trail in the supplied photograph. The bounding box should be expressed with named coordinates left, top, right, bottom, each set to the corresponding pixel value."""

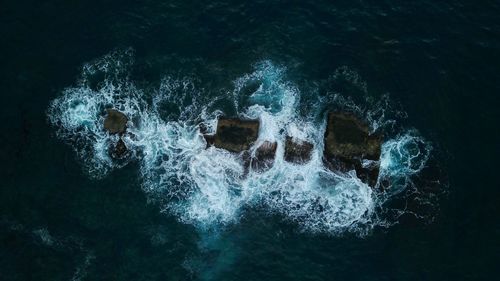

left=48, top=53, right=435, bottom=235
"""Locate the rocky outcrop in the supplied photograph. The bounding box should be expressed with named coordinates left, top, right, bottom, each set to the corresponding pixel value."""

left=323, top=112, right=382, bottom=187
left=284, top=137, right=314, bottom=164
left=103, top=109, right=129, bottom=159
left=111, top=138, right=128, bottom=159
left=250, top=141, right=277, bottom=172
left=203, top=118, right=279, bottom=173
left=204, top=118, right=259, bottom=153
left=104, top=109, right=128, bottom=135
left=201, top=114, right=382, bottom=186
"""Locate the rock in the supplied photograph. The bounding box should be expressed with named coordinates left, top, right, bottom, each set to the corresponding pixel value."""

left=250, top=141, right=277, bottom=172
left=199, top=122, right=209, bottom=134
left=284, top=137, right=314, bottom=164
left=111, top=138, right=128, bottom=159
left=103, top=109, right=128, bottom=135
left=203, top=134, right=215, bottom=148
left=205, top=118, right=259, bottom=153
left=323, top=112, right=382, bottom=187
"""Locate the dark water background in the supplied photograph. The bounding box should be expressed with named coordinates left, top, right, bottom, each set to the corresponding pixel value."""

left=1, top=1, right=499, bottom=280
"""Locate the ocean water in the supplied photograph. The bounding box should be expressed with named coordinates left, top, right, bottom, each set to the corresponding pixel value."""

left=1, top=1, right=499, bottom=280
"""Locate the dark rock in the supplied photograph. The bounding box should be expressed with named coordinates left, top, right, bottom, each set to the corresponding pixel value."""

left=323, top=112, right=382, bottom=187
left=104, top=109, right=128, bottom=135
left=199, top=122, right=209, bottom=134
left=284, top=137, right=314, bottom=164
left=250, top=141, right=277, bottom=172
left=204, top=118, right=259, bottom=153
left=203, top=134, right=215, bottom=148
left=111, top=138, right=128, bottom=159
left=200, top=122, right=214, bottom=148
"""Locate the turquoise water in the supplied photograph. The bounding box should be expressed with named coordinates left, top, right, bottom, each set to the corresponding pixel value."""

left=1, top=1, right=499, bottom=280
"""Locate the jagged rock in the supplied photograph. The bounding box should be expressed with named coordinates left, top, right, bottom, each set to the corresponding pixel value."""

left=111, top=138, right=128, bottom=159
left=250, top=141, right=277, bottom=172
left=204, top=118, right=259, bottom=153
left=284, top=137, right=314, bottom=164
left=323, top=112, right=382, bottom=187
left=104, top=109, right=128, bottom=135
left=199, top=122, right=209, bottom=134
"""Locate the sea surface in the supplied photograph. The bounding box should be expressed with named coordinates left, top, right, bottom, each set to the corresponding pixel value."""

left=1, top=1, right=499, bottom=280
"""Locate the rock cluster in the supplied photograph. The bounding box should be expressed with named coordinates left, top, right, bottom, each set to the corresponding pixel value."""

left=103, top=109, right=129, bottom=159
left=203, top=113, right=382, bottom=187
left=102, top=110, right=383, bottom=187
left=204, top=118, right=277, bottom=173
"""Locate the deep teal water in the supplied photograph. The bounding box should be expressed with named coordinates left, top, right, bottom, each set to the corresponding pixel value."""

left=1, top=1, right=499, bottom=280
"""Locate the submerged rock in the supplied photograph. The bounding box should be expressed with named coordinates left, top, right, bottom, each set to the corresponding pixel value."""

left=104, top=109, right=129, bottom=159
left=204, top=118, right=259, bottom=153
left=323, top=112, right=382, bottom=187
left=284, top=137, right=314, bottom=164
left=111, top=138, right=128, bottom=159
left=103, top=109, right=128, bottom=135
left=198, top=122, right=209, bottom=134
left=250, top=141, right=277, bottom=172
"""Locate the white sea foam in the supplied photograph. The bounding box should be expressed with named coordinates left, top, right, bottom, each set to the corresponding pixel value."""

left=379, top=131, right=432, bottom=193
left=48, top=52, right=434, bottom=235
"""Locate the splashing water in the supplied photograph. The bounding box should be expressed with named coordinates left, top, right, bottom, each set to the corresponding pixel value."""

left=47, top=51, right=434, bottom=235
left=379, top=132, right=432, bottom=193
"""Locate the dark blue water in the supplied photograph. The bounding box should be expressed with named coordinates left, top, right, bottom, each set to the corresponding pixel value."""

left=1, top=1, right=499, bottom=280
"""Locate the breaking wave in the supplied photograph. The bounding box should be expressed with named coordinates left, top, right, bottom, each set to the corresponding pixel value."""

left=48, top=50, right=435, bottom=235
